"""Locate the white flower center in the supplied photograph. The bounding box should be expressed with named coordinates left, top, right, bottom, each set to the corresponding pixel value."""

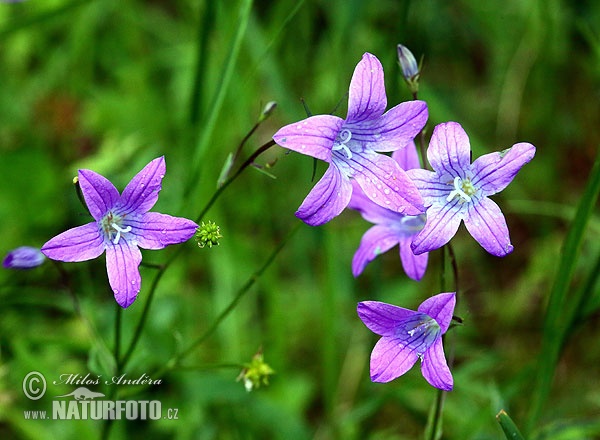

left=331, top=129, right=353, bottom=159
left=446, top=176, right=476, bottom=203
left=101, top=212, right=131, bottom=245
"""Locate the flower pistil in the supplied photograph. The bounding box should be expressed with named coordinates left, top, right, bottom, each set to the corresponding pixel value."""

left=446, top=176, right=477, bottom=203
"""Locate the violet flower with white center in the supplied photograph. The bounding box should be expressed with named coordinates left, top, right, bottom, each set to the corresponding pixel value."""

left=41, top=157, right=198, bottom=308
left=357, top=292, right=455, bottom=390
left=349, top=142, right=428, bottom=280
left=3, top=246, right=45, bottom=269
left=408, top=122, right=536, bottom=256
left=273, top=52, right=427, bottom=226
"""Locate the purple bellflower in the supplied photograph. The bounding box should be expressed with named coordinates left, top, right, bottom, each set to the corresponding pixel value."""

left=273, top=52, right=428, bottom=226
left=408, top=122, right=536, bottom=256
left=357, top=292, right=455, bottom=390
left=349, top=142, right=428, bottom=280
left=41, top=157, right=198, bottom=308
left=3, top=246, right=45, bottom=269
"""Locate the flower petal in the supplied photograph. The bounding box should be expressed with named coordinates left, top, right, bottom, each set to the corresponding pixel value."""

left=105, top=242, right=142, bottom=308
left=418, top=292, right=456, bottom=333
left=351, top=151, right=424, bottom=215
left=273, top=115, right=344, bottom=162
left=399, top=236, right=428, bottom=281
left=348, top=181, right=404, bottom=225
left=411, top=201, right=463, bottom=255
left=346, top=53, right=387, bottom=124
left=471, top=142, right=536, bottom=196
left=406, top=168, right=449, bottom=207
left=350, top=101, right=428, bottom=152
left=78, top=169, right=120, bottom=221
left=421, top=337, right=453, bottom=391
left=370, top=336, right=419, bottom=383
left=295, top=163, right=352, bottom=226
left=357, top=301, right=417, bottom=336
left=464, top=197, right=513, bottom=256
left=119, top=156, right=166, bottom=214
left=352, top=225, right=400, bottom=276
left=427, top=122, right=472, bottom=178
left=131, top=212, right=198, bottom=250
left=41, top=223, right=105, bottom=262
left=392, top=140, right=421, bottom=171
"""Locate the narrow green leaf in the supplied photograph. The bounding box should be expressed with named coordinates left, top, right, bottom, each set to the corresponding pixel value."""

left=527, top=149, right=600, bottom=433
left=496, top=410, right=525, bottom=440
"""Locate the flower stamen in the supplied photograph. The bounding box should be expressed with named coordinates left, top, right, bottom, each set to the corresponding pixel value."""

left=332, top=129, right=353, bottom=159
left=110, top=223, right=132, bottom=245
left=446, top=176, right=472, bottom=203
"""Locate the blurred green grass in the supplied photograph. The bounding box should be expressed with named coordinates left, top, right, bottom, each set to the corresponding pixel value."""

left=1, top=0, right=599, bottom=439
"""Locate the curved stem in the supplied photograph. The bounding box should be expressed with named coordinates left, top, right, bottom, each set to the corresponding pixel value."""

left=118, top=139, right=277, bottom=372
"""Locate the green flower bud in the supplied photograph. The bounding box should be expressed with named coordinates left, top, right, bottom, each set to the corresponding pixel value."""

left=196, top=221, right=222, bottom=248
left=236, top=351, right=275, bottom=392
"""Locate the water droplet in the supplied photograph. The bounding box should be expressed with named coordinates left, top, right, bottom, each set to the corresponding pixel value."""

left=161, top=229, right=167, bottom=234
left=372, top=193, right=377, bottom=198
left=131, top=280, right=136, bottom=285
left=385, top=200, right=391, bottom=205
left=384, top=188, right=390, bottom=195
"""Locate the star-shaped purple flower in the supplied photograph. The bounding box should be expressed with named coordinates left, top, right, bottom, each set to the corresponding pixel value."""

left=357, top=292, right=455, bottom=390
left=273, top=52, right=427, bottom=226
left=41, top=157, right=198, bottom=308
left=349, top=142, right=428, bottom=280
left=407, top=122, right=536, bottom=256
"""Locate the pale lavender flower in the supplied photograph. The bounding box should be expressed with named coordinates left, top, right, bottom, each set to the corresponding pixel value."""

left=357, top=292, right=455, bottom=390
left=273, top=52, right=427, bottom=226
left=408, top=122, right=536, bottom=256
left=397, top=44, right=419, bottom=81
left=349, top=142, right=428, bottom=280
left=3, top=246, right=45, bottom=269
left=41, top=157, right=198, bottom=308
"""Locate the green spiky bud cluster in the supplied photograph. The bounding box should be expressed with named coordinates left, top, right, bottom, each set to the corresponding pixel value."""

left=236, top=351, right=275, bottom=392
left=196, top=221, right=222, bottom=248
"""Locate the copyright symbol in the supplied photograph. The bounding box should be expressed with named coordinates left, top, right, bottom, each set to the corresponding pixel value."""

left=23, top=371, right=46, bottom=400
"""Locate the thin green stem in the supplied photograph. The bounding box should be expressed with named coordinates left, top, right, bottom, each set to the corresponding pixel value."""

left=118, top=139, right=277, bottom=372
left=149, top=222, right=301, bottom=379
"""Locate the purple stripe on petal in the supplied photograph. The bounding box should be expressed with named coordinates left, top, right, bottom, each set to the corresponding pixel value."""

left=418, top=292, right=456, bottom=333
left=346, top=53, right=387, bottom=124
left=411, top=201, right=463, bottom=255
left=351, top=151, right=424, bottom=215
left=120, top=157, right=165, bottom=214
left=132, top=212, right=198, bottom=250
left=471, top=142, right=536, bottom=196
left=357, top=301, right=417, bottom=336
left=78, top=169, right=120, bottom=221
left=464, top=197, right=513, bottom=256
left=296, top=163, right=352, bottom=226
left=273, top=115, right=344, bottom=162
left=352, top=101, right=427, bottom=153
left=106, top=242, right=142, bottom=308
left=406, top=168, right=450, bottom=206
left=41, top=222, right=105, bottom=262
left=421, top=337, right=453, bottom=391
left=370, top=337, right=419, bottom=383
left=427, top=122, right=471, bottom=178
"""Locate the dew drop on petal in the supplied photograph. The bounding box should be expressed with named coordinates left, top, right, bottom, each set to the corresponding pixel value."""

left=161, top=229, right=167, bottom=234
left=372, top=193, right=377, bottom=198
left=384, top=188, right=390, bottom=195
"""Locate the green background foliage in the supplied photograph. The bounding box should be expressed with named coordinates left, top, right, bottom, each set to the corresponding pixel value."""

left=1, top=0, right=599, bottom=439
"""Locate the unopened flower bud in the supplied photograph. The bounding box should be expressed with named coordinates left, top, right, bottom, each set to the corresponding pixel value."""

left=397, top=44, right=419, bottom=79
left=3, top=246, right=45, bottom=270
left=196, top=221, right=222, bottom=248
left=397, top=44, right=420, bottom=94
left=259, top=101, right=277, bottom=122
